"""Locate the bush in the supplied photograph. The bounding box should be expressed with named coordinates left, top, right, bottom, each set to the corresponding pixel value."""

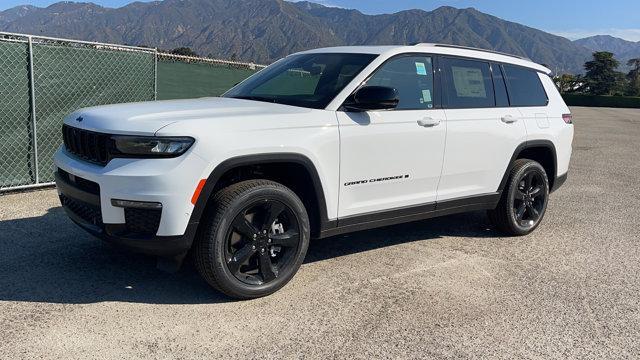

left=562, top=94, right=640, bottom=108
left=170, top=47, right=198, bottom=57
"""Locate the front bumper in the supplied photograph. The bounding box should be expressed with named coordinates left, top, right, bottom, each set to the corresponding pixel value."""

left=551, top=171, right=568, bottom=193
left=54, top=147, right=208, bottom=256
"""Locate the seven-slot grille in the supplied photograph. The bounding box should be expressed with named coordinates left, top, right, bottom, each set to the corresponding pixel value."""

left=62, top=124, right=110, bottom=165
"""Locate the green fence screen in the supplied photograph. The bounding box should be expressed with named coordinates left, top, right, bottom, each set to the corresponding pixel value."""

left=157, top=60, right=258, bottom=100
left=0, top=33, right=263, bottom=190
left=32, top=43, right=155, bottom=183
left=0, top=40, right=34, bottom=189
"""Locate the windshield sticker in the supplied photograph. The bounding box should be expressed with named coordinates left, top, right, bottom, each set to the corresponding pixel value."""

left=415, top=62, right=428, bottom=76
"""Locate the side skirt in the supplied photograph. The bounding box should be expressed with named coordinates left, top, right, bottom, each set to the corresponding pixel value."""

left=318, top=192, right=501, bottom=238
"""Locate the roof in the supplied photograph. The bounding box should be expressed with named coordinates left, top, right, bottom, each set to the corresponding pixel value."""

left=298, top=44, right=550, bottom=74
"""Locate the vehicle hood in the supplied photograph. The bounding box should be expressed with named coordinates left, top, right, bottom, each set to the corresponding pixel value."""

left=63, top=97, right=312, bottom=135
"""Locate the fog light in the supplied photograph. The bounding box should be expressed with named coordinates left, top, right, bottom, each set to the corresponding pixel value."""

left=111, top=199, right=162, bottom=209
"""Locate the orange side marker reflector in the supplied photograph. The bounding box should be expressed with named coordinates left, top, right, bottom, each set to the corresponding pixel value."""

left=191, top=179, right=207, bottom=205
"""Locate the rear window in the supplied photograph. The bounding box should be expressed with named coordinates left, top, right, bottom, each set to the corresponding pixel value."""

left=502, top=65, right=548, bottom=107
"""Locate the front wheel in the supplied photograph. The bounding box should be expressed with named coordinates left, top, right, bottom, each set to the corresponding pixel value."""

left=195, top=180, right=310, bottom=299
left=488, top=159, right=550, bottom=236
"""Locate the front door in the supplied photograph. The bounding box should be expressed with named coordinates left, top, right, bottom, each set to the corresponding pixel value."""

left=336, top=54, right=447, bottom=218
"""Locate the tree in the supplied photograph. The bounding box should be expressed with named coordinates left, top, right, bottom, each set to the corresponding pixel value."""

left=583, top=52, right=625, bottom=95
left=554, top=73, right=583, bottom=93
left=626, top=58, right=640, bottom=97
left=170, top=47, right=198, bottom=57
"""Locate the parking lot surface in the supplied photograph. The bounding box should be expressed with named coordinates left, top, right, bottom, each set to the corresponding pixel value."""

left=0, top=107, right=639, bottom=359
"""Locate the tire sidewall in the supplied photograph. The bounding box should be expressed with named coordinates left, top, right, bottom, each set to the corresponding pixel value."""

left=210, top=184, right=310, bottom=297
left=506, top=161, right=550, bottom=235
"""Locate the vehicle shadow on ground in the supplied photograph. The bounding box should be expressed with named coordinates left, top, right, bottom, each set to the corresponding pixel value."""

left=0, top=205, right=498, bottom=305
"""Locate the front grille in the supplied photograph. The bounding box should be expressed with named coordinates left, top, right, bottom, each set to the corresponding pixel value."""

left=124, top=208, right=162, bottom=236
left=62, top=124, right=111, bottom=165
left=57, top=169, right=100, bottom=195
left=60, top=194, right=103, bottom=227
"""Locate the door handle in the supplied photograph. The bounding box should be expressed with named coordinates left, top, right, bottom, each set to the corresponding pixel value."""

left=417, top=117, right=441, bottom=127
left=501, top=115, right=518, bottom=124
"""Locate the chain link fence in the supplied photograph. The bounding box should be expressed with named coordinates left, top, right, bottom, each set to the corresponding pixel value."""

left=0, top=38, right=33, bottom=191
left=156, top=52, right=264, bottom=100
left=1, top=32, right=265, bottom=192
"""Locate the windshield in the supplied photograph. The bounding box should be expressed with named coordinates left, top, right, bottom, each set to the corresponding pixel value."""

left=223, top=53, right=378, bottom=109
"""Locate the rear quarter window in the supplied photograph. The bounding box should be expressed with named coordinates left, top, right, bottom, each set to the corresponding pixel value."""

left=503, top=65, right=548, bottom=107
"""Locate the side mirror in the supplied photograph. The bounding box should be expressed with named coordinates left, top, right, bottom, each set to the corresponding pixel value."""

left=343, top=86, right=399, bottom=111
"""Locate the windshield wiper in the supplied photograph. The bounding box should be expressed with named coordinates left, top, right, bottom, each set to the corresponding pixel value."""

left=230, top=95, right=277, bottom=103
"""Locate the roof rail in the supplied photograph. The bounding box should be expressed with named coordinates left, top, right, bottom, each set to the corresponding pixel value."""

left=414, top=43, right=531, bottom=61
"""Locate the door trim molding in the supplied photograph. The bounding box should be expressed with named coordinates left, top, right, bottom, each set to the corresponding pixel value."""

left=318, top=192, right=500, bottom=238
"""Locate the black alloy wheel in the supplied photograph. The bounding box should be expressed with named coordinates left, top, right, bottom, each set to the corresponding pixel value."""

left=488, top=159, right=549, bottom=235
left=225, top=199, right=301, bottom=285
left=512, top=170, right=546, bottom=230
left=195, top=179, right=310, bottom=299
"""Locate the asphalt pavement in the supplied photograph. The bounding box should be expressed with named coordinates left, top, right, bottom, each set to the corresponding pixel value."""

left=0, top=107, right=638, bottom=359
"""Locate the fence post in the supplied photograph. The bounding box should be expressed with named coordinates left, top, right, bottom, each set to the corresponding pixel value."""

left=27, top=35, right=39, bottom=184
left=154, top=49, right=158, bottom=101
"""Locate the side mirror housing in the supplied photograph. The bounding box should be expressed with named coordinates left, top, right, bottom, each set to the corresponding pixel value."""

left=343, top=86, right=399, bottom=111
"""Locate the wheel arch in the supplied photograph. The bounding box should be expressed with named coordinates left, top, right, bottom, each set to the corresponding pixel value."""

left=498, top=140, right=558, bottom=193
left=189, top=153, right=331, bottom=238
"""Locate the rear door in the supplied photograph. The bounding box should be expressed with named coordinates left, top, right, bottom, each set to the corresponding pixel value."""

left=337, top=54, right=447, bottom=218
left=501, top=64, right=551, bottom=138
left=437, top=57, right=527, bottom=201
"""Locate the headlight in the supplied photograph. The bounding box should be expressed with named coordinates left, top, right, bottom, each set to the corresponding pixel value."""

left=111, top=136, right=194, bottom=157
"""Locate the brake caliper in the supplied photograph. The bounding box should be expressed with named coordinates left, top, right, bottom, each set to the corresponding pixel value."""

left=269, top=222, right=284, bottom=257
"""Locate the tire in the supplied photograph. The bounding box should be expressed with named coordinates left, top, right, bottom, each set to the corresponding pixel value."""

left=195, top=179, right=310, bottom=299
left=488, top=159, right=550, bottom=236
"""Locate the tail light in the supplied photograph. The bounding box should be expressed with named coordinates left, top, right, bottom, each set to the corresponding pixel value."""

left=562, top=114, right=573, bottom=124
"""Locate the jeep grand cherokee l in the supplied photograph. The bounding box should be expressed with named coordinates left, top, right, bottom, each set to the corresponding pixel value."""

left=54, top=44, right=573, bottom=299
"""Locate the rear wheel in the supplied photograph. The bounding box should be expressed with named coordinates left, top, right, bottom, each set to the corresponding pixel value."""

left=488, top=159, right=549, bottom=236
left=195, top=180, right=310, bottom=299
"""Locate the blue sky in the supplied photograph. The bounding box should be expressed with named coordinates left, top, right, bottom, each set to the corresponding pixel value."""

left=3, top=0, right=640, bottom=41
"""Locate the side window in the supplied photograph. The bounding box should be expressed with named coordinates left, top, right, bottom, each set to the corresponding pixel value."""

left=492, top=63, right=510, bottom=107
left=441, top=57, right=495, bottom=109
left=364, top=55, right=434, bottom=110
left=502, top=65, right=548, bottom=106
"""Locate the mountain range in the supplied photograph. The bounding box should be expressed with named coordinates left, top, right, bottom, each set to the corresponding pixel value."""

left=574, top=35, right=640, bottom=69
left=0, top=0, right=632, bottom=73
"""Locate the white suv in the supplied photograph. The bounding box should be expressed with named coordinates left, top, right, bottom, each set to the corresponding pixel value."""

left=54, top=44, right=574, bottom=298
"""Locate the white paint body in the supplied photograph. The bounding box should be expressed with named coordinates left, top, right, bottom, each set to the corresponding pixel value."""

left=54, top=44, right=573, bottom=236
